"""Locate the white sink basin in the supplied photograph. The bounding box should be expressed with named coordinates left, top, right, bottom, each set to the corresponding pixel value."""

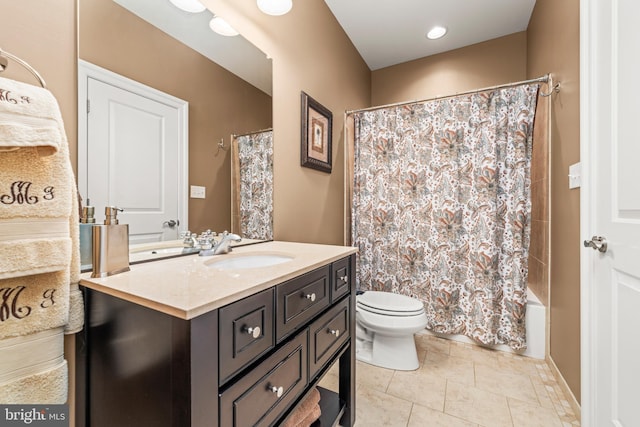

left=206, top=253, right=293, bottom=270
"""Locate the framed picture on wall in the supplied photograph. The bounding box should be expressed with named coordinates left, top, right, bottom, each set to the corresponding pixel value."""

left=301, top=91, right=332, bottom=173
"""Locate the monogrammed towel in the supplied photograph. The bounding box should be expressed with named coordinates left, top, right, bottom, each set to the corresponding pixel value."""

left=0, top=269, right=69, bottom=339
left=0, top=76, right=63, bottom=156
left=0, top=76, right=83, bottom=340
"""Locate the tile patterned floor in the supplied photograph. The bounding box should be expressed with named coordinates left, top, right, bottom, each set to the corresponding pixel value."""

left=319, top=332, right=580, bottom=427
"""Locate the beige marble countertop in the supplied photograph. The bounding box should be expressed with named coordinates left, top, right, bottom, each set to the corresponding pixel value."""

left=80, top=241, right=357, bottom=320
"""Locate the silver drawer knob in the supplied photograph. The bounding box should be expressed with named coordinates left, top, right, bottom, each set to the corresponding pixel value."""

left=245, top=326, right=261, bottom=339
left=340, top=275, right=348, bottom=282
left=305, top=293, right=316, bottom=302
left=271, top=386, right=284, bottom=398
left=330, top=329, right=340, bottom=337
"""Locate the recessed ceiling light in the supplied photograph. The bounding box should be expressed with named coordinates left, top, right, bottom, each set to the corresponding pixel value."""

left=426, top=26, right=447, bottom=40
left=169, top=0, right=206, bottom=13
left=257, top=0, right=293, bottom=16
left=209, top=16, right=239, bottom=37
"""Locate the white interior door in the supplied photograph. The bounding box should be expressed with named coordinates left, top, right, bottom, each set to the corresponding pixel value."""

left=581, top=0, right=640, bottom=425
left=78, top=61, right=188, bottom=244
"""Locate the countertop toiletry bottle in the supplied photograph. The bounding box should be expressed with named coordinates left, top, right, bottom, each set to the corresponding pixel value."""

left=79, top=204, right=96, bottom=271
left=91, top=206, right=131, bottom=278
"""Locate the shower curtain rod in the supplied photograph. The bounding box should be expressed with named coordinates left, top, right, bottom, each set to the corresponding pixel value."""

left=232, top=127, right=273, bottom=138
left=346, top=74, right=555, bottom=115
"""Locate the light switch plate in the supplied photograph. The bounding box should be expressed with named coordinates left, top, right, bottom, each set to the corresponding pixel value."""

left=190, top=185, right=206, bottom=199
left=569, top=162, right=581, bottom=189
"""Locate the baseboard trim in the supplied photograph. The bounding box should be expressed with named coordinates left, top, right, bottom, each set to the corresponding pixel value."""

left=546, top=355, right=581, bottom=423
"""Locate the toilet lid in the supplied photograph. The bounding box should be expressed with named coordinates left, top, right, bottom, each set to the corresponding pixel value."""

left=357, top=291, right=425, bottom=314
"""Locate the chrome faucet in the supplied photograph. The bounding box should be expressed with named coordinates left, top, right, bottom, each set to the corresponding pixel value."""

left=199, top=231, right=241, bottom=256
left=181, top=231, right=199, bottom=248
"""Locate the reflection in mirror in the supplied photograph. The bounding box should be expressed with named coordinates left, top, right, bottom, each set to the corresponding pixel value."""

left=78, top=0, right=272, bottom=240
left=231, top=129, right=274, bottom=240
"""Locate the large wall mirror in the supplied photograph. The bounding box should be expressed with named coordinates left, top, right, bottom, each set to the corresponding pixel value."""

left=78, top=0, right=273, bottom=242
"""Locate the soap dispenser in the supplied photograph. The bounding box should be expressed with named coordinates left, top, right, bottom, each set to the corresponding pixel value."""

left=91, top=206, right=131, bottom=278
left=79, top=204, right=96, bottom=271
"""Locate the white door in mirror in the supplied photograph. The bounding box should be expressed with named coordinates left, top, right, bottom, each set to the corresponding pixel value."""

left=85, top=71, right=187, bottom=244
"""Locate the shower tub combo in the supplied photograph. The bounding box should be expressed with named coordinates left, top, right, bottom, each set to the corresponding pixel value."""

left=424, top=288, right=546, bottom=359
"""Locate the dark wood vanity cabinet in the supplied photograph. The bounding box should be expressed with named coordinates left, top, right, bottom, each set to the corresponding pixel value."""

left=76, top=254, right=356, bottom=427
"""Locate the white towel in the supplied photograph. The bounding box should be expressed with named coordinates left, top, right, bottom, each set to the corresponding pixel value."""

left=0, top=76, right=83, bottom=340
left=0, top=327, right=67, bottom=404
left=0, top=76, right=63, bottom=156
left=0, top=269, right=70, bottom=339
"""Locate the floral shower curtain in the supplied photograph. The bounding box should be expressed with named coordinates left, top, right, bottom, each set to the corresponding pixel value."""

left=352, top=85, right=539, bottom=349
left=233, top=130, right=273, bottom=240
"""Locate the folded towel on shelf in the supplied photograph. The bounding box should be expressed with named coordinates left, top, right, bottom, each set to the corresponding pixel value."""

left=282, top=387, right=322, bottom=427
left=295, top=404, right=321, bottom=427
left=0, top=269, right=70, bottom=340
left=0, top=327, right=67, bottom=404
left=0, top=76, right=63, bottom=156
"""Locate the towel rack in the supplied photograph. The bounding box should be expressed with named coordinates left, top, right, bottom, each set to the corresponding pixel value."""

left=0, top=49, right=47, bottom=88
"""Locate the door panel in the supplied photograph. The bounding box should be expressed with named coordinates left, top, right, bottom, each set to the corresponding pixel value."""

left=584, top=0, right=640, bottom=425
left=86, top=75, right=184, bottom=243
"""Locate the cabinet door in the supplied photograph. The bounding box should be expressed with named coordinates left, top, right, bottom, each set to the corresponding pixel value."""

left=309, top=296, right=350, bottom=378
left=219, top=288, right=274, bottom=385
left=219, top=330, right=308, bottom=427
left=276, top=265, right=330, bottom=342
left=331, top=257, right=351, bottom=302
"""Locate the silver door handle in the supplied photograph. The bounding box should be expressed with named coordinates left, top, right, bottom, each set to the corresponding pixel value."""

left=163, top=219, right=179, bottom=227
left=583, top=236, right=607, bottom=253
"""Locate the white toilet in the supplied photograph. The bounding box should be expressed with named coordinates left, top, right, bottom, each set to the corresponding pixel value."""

left=355, top=291, right=428, bottom=371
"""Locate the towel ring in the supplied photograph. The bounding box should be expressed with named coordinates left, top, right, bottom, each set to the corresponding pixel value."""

left=0, top=49, right=47, bottom=88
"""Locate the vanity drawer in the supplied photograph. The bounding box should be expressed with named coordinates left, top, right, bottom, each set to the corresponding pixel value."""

left=276, top=265, right=330, bottom=342
left=309, top=296, right=350, bottom=378
left=219, top=330, right=308, bottom=427
left=219, top=288, right=275, bottom=385
left=331, top=257, right=351, bottom=302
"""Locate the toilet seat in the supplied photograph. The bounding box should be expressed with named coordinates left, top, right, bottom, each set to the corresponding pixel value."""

left=357, top=303, right=424, bottom=316
left=357, top=291, right=425, bottom=316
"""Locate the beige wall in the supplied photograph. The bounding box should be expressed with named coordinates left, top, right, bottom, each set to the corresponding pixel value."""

left=0, top=0, right=78, bottom=171
left=371, top=32, right=527, bottom=105
left=527, top=0, right=581, bottom=402
left=208, top=0, right=371, bottom=245
left=79, top=0, right=272, bottom=234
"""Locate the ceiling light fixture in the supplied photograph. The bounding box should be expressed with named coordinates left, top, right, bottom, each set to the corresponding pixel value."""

left=257, top=0, right=292, bottom=16
left=426, top=26, right=447, bottom=40
left=209, top=16, right=239, bottom=37
left=169, top=0, right=206, bottom=13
